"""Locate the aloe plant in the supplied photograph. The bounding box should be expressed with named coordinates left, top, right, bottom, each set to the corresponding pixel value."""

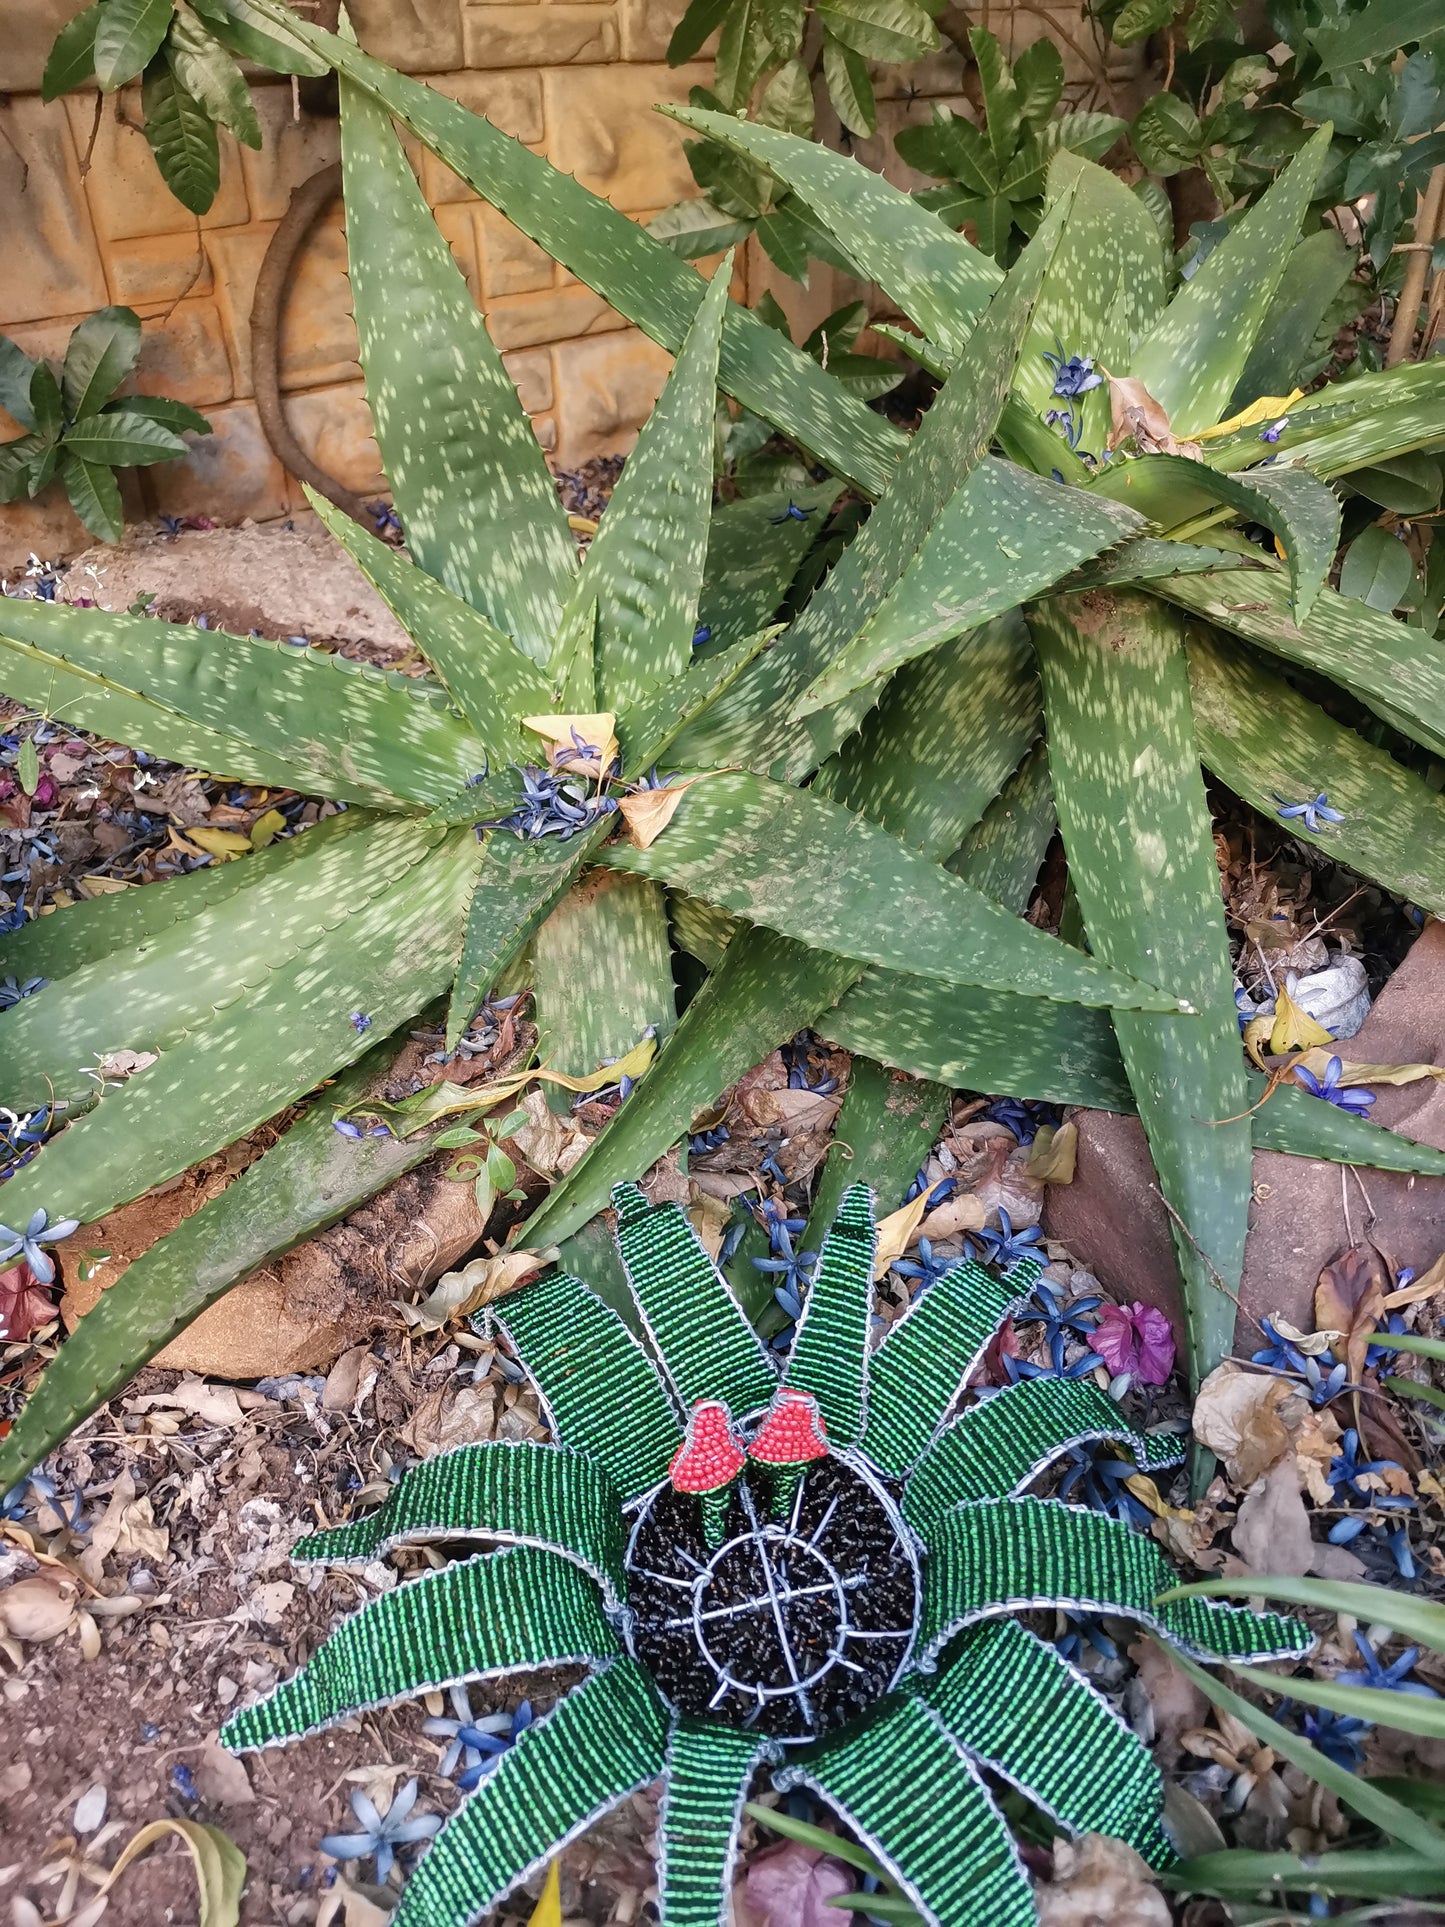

left=0, top=58, right=1196, bottom=1490
left=0, top=308, right=210, bottom=543
left=219, top=0, right=1445, bottom=1396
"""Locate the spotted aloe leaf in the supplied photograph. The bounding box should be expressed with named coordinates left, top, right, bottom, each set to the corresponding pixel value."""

left=581, top=258, right=732, bottom=713
left=338, top=74, right=574, bottom=657
left=529, top=871, right=677, bottom=1089
left=1129, top=127, right=1332, bottom=439
left=947, top=741, right=1057, bottom=911
left=602, top=767, right=1182, bottom=1013
left=1155, top=566, right=1445, bottom=762
left=0, top=815, right=446, bottom=1111
left=1205, top=359, right=1445, bottom=479
left=788, top=455, right=1141, bottom=719
left=1089, top=455, right=1341, bottom=622
left=0, top=596, right=492, bottom=808
left=307, top=492, right=551, bottom=757
left=0, top=831, right=477, bottom=1231
left=1186, top=625, right=1445, bottom=914
left=0, top=1042, right=450, bottom=1495
left=248, top=0, right=902, bottom=497
left=1032, top=589, right=1249, bottom=1385
left=694, top=484, right=845, bottom=653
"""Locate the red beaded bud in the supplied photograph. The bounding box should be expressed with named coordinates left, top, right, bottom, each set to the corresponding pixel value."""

left=669, top=1399, right=746, bottom=1496
left=748, top=1389, right=828, bottom=1467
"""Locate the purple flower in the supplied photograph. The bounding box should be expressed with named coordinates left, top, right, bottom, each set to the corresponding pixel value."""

left=1273, top=791, right=1344, bottom=834
left=1093, top=1300, right=1176, bottom=1384
left=1293, top=1056, right=1375, bottom=1117
left=332, top=1118, right=364, bottom=1139
left=350, top=1011, right=372, bottom=1035
left=1044, top=348, right=1103, bottom=401
left=1260, top=417, right=1290, bottom=443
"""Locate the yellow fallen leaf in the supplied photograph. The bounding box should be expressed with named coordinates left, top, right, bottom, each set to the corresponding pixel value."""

left=1384, top=1250, right=1445, bottom=1309
left=72, top=1818, right=245, bottom=1927
left=1242, top=1013, right=1275, bottom=1071
left=618, top=774, right=711, bottom=850
left=249, top=807, right=287, bottom=849
left=1296, top=1047, right=1445, bottom=1089
left=528, top=1861, right=562, bottom=1927
left=184, top=827, right=254, bottom=861
left=521, top=711, right=619, bottom=777
left=1027, top=1121, right=1077, bottom=1184
left=1124, top=1473, right=1193, bottom=1522
left=1196, top=389, right=1303, bottom=441
left=78, top=874, right=133, bottom=897
left=382, top=1034, right=661, bottom=1134
left=1268, top=984, right=1333, bottom=1057
left=872, top=1192, right=930, bottom=1280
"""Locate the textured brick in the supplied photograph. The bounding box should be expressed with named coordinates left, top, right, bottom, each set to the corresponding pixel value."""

left=543, top=63, right=707, bottom=209
left=618, top=0, right=693, bottom=62
left=147, top=400, right=288, bottom=525
left=127, top=301, right=235, bottom=410
left=5, top=0, right=91, bottom=96
left=462, top=6, right=619, bottom=69
left=479, top=204, right=556, bottom=298
left=0, top=97, right=109, bottom=328
left=502, top=346, right=554, bottom=416
left=350, top=0, right=465, bottom=73
left=241, top=84, right=343, bottom=224
left=485, top=281, right=627, bottom=352
left=66, top=90, right=250, bottom=240
left=104, top=232, right=214, bottom=308
left=283, top=383, right=386, bottom=503
left=551, top=327, right=671, bottom=464
left=209, top=216, right=361, bottom=398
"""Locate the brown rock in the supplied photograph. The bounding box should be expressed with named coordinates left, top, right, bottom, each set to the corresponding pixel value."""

left=62, top=1156, right=487, bottom=1380
left=1045, top=921, right=1445, bottom=1345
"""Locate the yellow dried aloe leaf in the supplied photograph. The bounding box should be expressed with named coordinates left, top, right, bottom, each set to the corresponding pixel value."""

left=521, top=711, right=619, bottom=777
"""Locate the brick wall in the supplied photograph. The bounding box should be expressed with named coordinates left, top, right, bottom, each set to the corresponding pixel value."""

left=0, top=2, right=1135, bottom=561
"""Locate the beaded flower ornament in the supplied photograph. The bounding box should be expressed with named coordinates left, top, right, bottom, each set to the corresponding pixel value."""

left=222, top=1180, right=1311, bottom=1927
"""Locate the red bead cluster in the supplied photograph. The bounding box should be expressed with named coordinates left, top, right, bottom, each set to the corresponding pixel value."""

left=748, top=1389, right=829, bottom=1467
left=668, top=1400, right=747, bottom=1495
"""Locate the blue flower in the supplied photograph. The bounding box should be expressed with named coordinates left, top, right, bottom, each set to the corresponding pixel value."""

left=333, top=1118, right=364, bottom=1139
left=1259, top=417, right=1290, bottom=444
left=1293, top=1056, right=1375, bottom=1118
left=689, top=1124, right=730, bottom=1155
left=0, top=1208, right=80, bottom=1287
left=1043, top=347, right=1103, bottom=401
left=980, top=1096, right=1058, bottom=1145
left=1300, top=1705, right=1368, bottom=1771
left=1004, top=1331, right=1107, bottom=1383
left=1365, top=1313, right=1410, bottom=1368
left=1056, top=1441, right=1155, bottom=1530
left=1302, top=1352, right=1349, bottom=1405
left=350, top=1011, right=371, bottom=1035
left=1273, top=791, right=1345, bottom=834
left=891, top=1238, right=954, bottom=1291
left=752, top=1223, right=819, bottom=1300
left=1054, top=1610, right=1119, bottom=1668
left=904, top=1166, right=957, bottom=1209
left=0, top=975, right=47, bottom=1011
left=1337, top=1630, right=1439, bottom=1700
left=971, top=1207, right=1044, bottom=1272
left=320, top=1778, right=442, bottom=1884
left=1328, top=1429, right=1408, bottom=1506
left=370, top=501, right=402, bottom=535
left=769, top=501, right=816, bottom=524
left=455, top=1701, right=533, bottom=1790
left=489, top=765, right=616, bottom=841
left=1015, top=1276, right=1101, bottom=1347
left=1252, top=1317, right=1309, bottom=1373
left=692, top=623, right=712, bottom=651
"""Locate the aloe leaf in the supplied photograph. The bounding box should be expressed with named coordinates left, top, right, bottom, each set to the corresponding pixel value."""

left=1164, top=1845, right=1445, bottom=1901
left=811, top=613, right=1042, bottom=857
left=947, top=740, right=1056, bottom=911
left=0, top=596, right=493, bottom=809
left=1, top=816, right=430, bottom=1110
left=0, top=1044, right=445, bottom=1495
left=1011, top=150, right=1166, bottom=460
left=790, top=460, right=1141, bottom=718
left=1091, top=457, right=1340, bottom=621
left=577, top=262, right=731, bottom=712
left=1206, top=360, right=1445, bottom=476
left=1063, top=537, right=1252, bottom=591
left=1032, top=590, right=1248, bottom=1385
left=1230, top=227, right=1359, bottom=410
left=802, top=1057, right=949, bottom=1254
left=1163, top=1647, right=1445, bottom=1863
left=1156, top=567, right=1445, bottom=761
left=603, top=768, right=1183, bottom=1012
left=695, top=484, right=846, bottom=654
left=549, top=591, right=598, bottom=714
left=1253, top=1081, right=1445, bottom=1176
left=307, top=492, right=549, bottom=757
left=338, top=78, right=573, bottom=657
left=521, top=926, right=861, bottom=1251
left=617, top=624, right=779, bottom=773
left=0, top=809, right=369, bottom=984
left=246, top=0, right=902, bottom=497
left=1187, top=626, right=1445, bottom=914
left=445, top=828, right=602, bottom=1051
left=531, top=870, right=676, bottom=1093
left=665, top=104, right=1000, bottom=354
left=1130, top=127, right=1332, bottom=438
left=0, top=832, right=477, bottom=1229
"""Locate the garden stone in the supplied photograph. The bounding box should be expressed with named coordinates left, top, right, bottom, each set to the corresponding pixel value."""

left=1045, top=921, right=1445, bottom=1345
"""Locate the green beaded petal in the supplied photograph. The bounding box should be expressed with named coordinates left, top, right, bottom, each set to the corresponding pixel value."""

left=862, top=1256, right=1041, bottom=1475
left=393, top=1658, right=669, bottom=1927
left=290, top=1441, right=628, bottom=1605
left=777, top=1693, right=1035, bottom=1927
left=494, top=1267, right=682, bottom=1500
left=220, top=1546, right=617, bottom=1754
left=903, top=1377, right=1186, bottom=1526
left=612, top=1181, right=778, bottom=1418
left=658, top=1719, right=769, bottom=1927
left=919, top=1497, right=1315, bottom=1668
left=785, top=1181, right=876, bottom=1446
left=919, top=1618, right=1175, bottom=1869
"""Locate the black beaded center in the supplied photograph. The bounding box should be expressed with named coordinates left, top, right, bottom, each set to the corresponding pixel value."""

left=624, top=1455, right=919, bottom=1744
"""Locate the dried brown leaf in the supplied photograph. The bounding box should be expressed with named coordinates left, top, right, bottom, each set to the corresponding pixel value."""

left=1192, top=1362, right=1302, bottom=1486
left=1315, top=1245, right=1388, bottom=1386
left=0, top=1574, right=78, bottom=1641
left=1234, top=1458, right=1314, bottom=1576
left=1035, top=1834, right=1171, bottom=1927
left=618, top=774, right=709, bottom=850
